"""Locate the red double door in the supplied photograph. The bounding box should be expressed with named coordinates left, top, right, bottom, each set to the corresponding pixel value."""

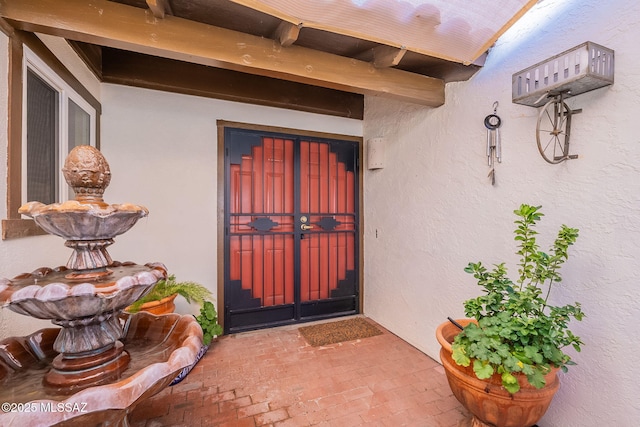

left=224, top=128, right=359, bottom=333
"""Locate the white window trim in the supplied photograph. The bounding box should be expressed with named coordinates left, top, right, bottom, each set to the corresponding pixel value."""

left=22, top=45, right=97, bottom=205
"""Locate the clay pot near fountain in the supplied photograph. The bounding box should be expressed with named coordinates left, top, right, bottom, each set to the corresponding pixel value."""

left=0, top=146, right=202, bottom=426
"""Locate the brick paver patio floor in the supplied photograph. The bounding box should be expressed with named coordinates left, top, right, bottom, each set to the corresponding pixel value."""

left=130, top=316, right=469, bottom=426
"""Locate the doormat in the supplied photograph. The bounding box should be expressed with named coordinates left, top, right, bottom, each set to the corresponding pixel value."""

left=299, top=317, right=383, bottom=347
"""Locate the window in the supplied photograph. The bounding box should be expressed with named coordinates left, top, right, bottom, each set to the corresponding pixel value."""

left=2, top=32, right=101, bottom=239
left=23, top=46, right=96, bottom=204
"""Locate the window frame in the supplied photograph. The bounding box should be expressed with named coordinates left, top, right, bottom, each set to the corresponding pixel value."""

left=22, top=45, right=97, bottom=205
left=2, top=30, right=101, bottom=239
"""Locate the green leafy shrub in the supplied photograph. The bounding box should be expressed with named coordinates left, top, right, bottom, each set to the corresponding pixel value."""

left=196, top=301, right=223, bottom=345
left=451, top=204, right=584, bottom=394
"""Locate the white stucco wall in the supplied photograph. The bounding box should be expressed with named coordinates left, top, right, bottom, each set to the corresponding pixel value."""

left=35, top=33, right=101, bottom=100
left=100, top=84, right=362, bottom=314
left=364, top=0, right=640, bottom=425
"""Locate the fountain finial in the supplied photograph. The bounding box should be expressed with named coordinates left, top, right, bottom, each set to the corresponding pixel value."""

left=62, top=145, right=112, bottom=206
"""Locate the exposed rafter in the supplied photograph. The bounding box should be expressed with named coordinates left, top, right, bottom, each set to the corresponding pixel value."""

left=273, top=21, right=299, bottom=47
left=370, top=46, right=407, bottom=68
left=146, top=0, right=173, bottom=19
left=228, top=0, right=538, bottom=65
left=0, top=0, right=445, bottom=107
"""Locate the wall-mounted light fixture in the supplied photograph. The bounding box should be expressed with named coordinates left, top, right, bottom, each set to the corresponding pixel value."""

left=367, top=137, right=385, bottom=170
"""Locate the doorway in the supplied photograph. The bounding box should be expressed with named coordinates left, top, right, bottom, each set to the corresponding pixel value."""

left=221, top=125, right=361, bottom=333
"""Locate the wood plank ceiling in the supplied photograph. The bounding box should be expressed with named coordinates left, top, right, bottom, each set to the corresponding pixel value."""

left=0, top=0, right=537, bottom=118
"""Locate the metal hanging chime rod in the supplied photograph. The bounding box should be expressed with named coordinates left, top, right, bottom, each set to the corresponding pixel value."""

left=484, top=101, right=502, bottom=185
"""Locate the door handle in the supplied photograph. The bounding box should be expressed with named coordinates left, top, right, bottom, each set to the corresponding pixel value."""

left=301, top=224, right=313, bottom=230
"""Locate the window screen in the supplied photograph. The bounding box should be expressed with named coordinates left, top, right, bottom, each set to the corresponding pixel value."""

left=68, top=99, right=90, bottom=150
left=26, top=69, right=59, bottom=205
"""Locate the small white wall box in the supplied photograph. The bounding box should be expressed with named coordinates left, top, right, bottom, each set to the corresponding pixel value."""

left=512, top=41, right=614, bottom=107
left=367, top=137, right=385, bottom=169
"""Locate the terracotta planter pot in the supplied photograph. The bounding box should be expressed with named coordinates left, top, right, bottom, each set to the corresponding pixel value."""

left=436, top=320, right=560, bottom=427
left=127, top=294, right=177, bottom=315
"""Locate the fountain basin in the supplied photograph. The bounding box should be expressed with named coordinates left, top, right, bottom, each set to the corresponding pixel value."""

left=0, top=311, right=203, bottom=427
left=0, top=262, right=168, bottom=389
left=18, top=201, right=148, bottom=241
left=0, top=262, right=166, bottom=321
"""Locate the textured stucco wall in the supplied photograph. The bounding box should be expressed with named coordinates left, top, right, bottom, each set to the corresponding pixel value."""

left=99, top=84, right=362, bottom=315
left=363, top=0, right=640, bottom=425
left=35, top=33, right=101, bottom=100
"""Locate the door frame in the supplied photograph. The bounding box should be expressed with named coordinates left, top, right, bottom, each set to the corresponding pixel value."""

left=217, top=120, right=364, bottom=332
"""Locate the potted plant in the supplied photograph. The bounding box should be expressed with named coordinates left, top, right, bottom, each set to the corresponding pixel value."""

left=436, top=204, right=584, bottom=427
left=126, top=274, right=212, bottom=315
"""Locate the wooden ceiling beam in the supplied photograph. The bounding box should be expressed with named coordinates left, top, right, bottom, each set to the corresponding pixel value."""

left=99, top=48, right=364, bottom=119
left=0, top=0, right=444, bottom=107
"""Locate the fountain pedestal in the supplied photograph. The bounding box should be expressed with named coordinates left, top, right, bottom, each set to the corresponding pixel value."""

left=64, top=239, right=114, bottom=277
left=46, top=341, right=130, bottom=390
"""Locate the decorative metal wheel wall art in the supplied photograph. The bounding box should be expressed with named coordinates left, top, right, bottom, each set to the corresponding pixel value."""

left=512, top=42, right=614, bottom=164
left=535, top=90, right=581, bottom=164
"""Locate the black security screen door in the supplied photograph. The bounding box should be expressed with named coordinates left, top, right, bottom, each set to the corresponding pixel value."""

left=224, top=127, right=359, bottom=333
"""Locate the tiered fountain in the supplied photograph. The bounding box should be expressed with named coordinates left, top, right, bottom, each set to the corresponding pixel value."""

left=0, top=146, right=202, bottom=426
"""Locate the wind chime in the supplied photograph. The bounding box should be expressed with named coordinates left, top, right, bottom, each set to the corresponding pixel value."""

left=484, top=101, right=502, bottom=185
